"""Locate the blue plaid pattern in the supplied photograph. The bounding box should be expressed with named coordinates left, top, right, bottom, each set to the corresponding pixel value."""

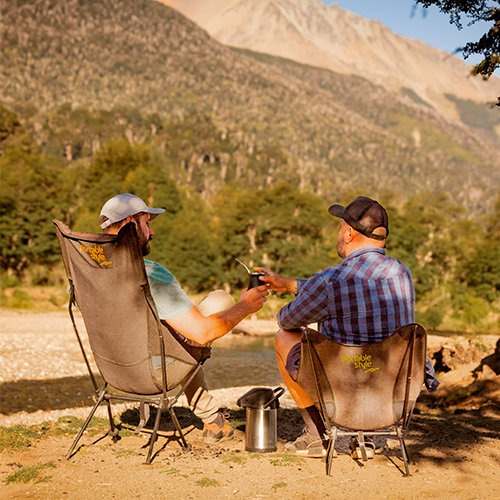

left=277, top=247, right=415, bottom=345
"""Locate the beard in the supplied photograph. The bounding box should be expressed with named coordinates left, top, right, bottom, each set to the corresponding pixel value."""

left=337, top=238, right=346, bottom=259
left=138, top=232, right=151, bottom=256
left=141, top=242, right=151, bottom=256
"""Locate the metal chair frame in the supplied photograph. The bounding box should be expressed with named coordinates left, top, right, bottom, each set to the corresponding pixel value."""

left=65, top=284, right=208, bottom=464
left=302, top=324, right=424, bottom=476
left=55, top=220, right=209, bottom=464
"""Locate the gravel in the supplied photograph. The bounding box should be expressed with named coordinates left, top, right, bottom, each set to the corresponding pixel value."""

left=0, top=310, right=296, bottom=427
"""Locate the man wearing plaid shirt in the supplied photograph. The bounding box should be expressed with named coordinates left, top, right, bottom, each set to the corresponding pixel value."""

left=255, top=196, right=438, bottom=458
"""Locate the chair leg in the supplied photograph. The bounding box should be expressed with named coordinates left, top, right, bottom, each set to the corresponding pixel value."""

left=397, top=428, right=411, bottom=476
left=134, top=401, right=151, bottom=435
left=358, top=431, right=368, bottom=462
left=105, top=399, right=119, bottom=441
left=326, top=426, right=337, bottom=476
left=168, top=406, right=190, bottom=451
left=326, top=440, right=335, bottom=476
left=66, top=389, right=107, bottom=459
left=145, top=399, right=164, bottom=465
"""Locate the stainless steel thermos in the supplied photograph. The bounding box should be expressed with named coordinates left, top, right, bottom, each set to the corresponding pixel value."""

left=237, top=387, right=285, bottom=452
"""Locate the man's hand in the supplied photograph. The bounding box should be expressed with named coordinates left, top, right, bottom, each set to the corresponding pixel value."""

left=239, top=285, right=269, bottom=314
left=253, top=267, right=297, bottom=294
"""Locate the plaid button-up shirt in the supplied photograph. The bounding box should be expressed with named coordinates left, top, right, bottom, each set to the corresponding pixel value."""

left=277, top=247, right=415, bottom=345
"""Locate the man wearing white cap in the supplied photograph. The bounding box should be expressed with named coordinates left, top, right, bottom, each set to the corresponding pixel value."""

left=99, top=193, right=269, bottom=444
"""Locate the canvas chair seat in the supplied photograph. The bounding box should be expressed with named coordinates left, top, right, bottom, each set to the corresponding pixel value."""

left=297, top=324, right=427, bottom=476
left=54, top=219, right=210, bottom=463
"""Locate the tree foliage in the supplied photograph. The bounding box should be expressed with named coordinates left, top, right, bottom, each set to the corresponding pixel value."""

left=1, top=136, right=75, bottom=281
left=414, top=0, right=500, bottom=78
left=1, top=105, right=499, bottom=331
left=213, top=182, right=335, bottom=289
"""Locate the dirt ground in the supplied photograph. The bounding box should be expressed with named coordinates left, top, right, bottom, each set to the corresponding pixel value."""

left=1, top=311, right=500, bottom=500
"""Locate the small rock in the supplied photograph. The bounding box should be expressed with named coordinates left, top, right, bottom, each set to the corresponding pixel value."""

left=482, top=365, right=498, bottom=380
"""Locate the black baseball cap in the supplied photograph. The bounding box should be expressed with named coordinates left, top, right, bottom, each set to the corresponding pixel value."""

left=328, top=196, right=389, bottom=241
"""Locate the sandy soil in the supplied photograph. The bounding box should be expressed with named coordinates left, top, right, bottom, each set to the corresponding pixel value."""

left=1, top=311, right=500, bottom=500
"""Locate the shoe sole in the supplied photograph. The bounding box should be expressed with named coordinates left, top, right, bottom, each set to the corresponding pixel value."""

left=351, top=448, right=375, bottom=460
left=203, top=433, right=235, bottom=445
left=284, top=448, right=327, bottom=458
left=350, top=438, right=375, bottom=460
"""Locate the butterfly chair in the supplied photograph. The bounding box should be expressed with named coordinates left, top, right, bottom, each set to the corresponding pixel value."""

left=296, top=324, right=426, bottom=476
left=53, top=220, right=210, bottom=464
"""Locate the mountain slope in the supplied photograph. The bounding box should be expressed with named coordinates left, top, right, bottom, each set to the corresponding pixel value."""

left=1, top=0, right=499, bottom=214
left=162, top=0, right=500, bottom=122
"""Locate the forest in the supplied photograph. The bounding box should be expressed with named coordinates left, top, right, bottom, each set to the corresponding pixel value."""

left=1, top=103, right=499, bottom=332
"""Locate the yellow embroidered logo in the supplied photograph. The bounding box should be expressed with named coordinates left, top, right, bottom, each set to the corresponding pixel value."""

left=79, top=244, right=112, bottom=266
left=341, top=354, right=379, bottom=373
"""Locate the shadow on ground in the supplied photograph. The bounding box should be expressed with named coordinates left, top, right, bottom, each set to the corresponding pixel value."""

left=86, top=404, right=500, bottom=470
left=0, top=376, right=103, bottom=415
left=118, top=405, right=304, bottom=443
left=2, top=376, right=499, bottom=472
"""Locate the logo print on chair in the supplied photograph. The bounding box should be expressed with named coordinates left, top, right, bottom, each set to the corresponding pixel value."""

left=79, top=244, right=112, bottom=266
left=341, top=354, right=379, bottom=373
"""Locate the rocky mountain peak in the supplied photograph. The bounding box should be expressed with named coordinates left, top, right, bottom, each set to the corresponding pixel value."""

left=162, top=0, right=500, bottom=121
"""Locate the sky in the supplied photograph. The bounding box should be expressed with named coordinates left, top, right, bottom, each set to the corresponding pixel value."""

left=323, top=0, right=495, bottom=72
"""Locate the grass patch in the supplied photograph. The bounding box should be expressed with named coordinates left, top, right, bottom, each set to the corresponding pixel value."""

left=219, top=453, right=246, bottom=465
left=269, top=453, right=305, bottom=467
left=113, top=449, right=137, bottom=457
left=401, top=87, right=431, bottom=108
left=0, top=425, right=40, bottom=452
left=159, top=467, right=188, bottom=478
left=474, top=341, right=488, bottom=353
left=272, top=482, right=287, bottom=491
left=195, top=477, right=220, bottom=487
left=384, top=111, right=478, bottom=163
left=0, top=289, right=34, bottom=309
left=0, top=416, right=111, bottom=453
left=0, top=286, right=68, bottom=311
left=445, top=93, right=500, bottom=141
left=50, top=416, right=110, bottom=436
left=4, top=462, right=55, bottom=485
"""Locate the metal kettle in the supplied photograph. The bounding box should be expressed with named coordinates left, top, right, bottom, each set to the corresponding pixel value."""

left=237, top=387, right=285, bottom=452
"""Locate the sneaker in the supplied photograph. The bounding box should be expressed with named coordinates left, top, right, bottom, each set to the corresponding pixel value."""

left=349, top=436, right=375, bottom=460
left=284, top=429, right=327, bottom=458
left=202, top=413, right=234, bottom=444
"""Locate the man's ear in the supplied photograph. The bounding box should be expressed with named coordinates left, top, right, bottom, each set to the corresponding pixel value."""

left=344, top=225, right=354, bottom=244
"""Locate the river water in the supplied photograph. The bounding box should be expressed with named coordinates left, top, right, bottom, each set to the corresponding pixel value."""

left=203, top=329, right=499, bottom=390
left=203, top=335, right=282, bottom=390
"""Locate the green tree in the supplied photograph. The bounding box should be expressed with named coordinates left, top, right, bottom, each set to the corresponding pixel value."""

left=461, top=192, right=500, bottom=301
left=0, top=105, right=33, bottom=156
left=214, top=183, right=334, bottom=289
left=414, top=0, right=500, bottom=78
left=161, top=113, right=237, bottom=197
left=1, top=143, right=73, bottom=282
left=149, top=192, right=221, bottom=292
left=386, top=192, right=471, bottom=299
left=485, top=190, right=500, bottom=241
left=75, top=138, right=152, bottom=230
left=73, top=139, right=182, bottom=233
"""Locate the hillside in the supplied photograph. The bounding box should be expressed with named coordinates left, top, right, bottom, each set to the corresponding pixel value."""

left=163, top=0, right=500, bottom=124
left=1, top=0, right=500, bottom=213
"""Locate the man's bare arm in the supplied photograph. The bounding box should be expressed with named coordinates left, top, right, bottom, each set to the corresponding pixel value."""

left=166, top=286, right=269, bottom=345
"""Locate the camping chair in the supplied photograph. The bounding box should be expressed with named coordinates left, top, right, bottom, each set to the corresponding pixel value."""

left=53, top=219, right=211, bottom=464
left=297, top=324, right=426, bottom=476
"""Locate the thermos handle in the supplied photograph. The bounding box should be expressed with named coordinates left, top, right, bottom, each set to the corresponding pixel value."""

left=263, top=386, right=285, bottom=409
